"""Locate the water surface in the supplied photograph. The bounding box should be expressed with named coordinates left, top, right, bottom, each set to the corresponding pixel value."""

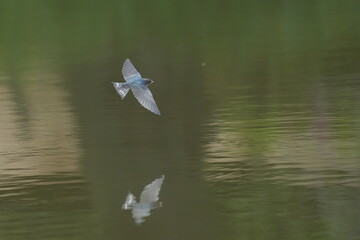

left=0, top=1, right=359, bottom=240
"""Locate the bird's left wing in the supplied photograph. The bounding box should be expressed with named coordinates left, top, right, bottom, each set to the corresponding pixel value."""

left=131, top=85, right=161, bottom=115
left=122, top=59, right=142, bottom=81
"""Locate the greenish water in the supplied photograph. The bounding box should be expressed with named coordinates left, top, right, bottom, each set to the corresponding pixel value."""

left=0, top=1, right=360, bottom=239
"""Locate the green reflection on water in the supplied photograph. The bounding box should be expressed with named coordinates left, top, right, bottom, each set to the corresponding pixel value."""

left=0, top=1, right=359, bottom=240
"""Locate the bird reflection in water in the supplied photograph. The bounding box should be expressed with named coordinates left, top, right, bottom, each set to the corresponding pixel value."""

left=122, top=175, right=165, bottom=225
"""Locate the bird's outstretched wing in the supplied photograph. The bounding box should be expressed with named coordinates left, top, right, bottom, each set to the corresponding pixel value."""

left=131, top=85, right=161, bottom=115
left=122, top=59, right=142, bottom=81
left=139, top=175, right=165, bottom=203
left=122, top=192, right=137, bottom=210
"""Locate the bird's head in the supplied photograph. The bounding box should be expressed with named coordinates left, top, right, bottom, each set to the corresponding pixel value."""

left=144, top=78, right=154, bottom=85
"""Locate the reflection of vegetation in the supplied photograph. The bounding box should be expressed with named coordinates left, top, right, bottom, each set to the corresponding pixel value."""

left=215, top=182, right=330, bottom=240
left=1, top=0, right=359, bottom=69
left=0, top=175, right=98, bottom=240
left=0, top=1, right=359, bottom=240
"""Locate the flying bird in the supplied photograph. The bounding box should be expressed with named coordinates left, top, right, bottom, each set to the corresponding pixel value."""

left=122, top=175, right=165, bottom=224
left=112, top=59, right=161, bottom=115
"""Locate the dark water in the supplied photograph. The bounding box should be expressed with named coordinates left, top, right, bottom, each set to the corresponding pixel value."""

left=1, top=1, right=360, bottom=239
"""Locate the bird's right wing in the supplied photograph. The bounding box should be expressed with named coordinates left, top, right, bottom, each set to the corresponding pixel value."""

left=131, top=85, right=161, bottom=115
left=139, top=175, right=165, bottom=203
left=122, top=59, right=142, bottom=81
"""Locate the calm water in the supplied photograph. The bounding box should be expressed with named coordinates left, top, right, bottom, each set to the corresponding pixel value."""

left=1, top=1, right=360, bottom=239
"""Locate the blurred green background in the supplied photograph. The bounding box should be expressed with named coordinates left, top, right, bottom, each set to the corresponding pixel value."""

left=0, top=1, right=359, bottom=239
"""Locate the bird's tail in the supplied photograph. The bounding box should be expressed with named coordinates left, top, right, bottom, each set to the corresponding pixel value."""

left=112, top=82, right=130, bottom=99
left=122, top=192, right=137, bottom=210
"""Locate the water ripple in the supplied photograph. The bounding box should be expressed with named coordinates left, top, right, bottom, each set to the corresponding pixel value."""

left=202, top=104, right=360, bottom=188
